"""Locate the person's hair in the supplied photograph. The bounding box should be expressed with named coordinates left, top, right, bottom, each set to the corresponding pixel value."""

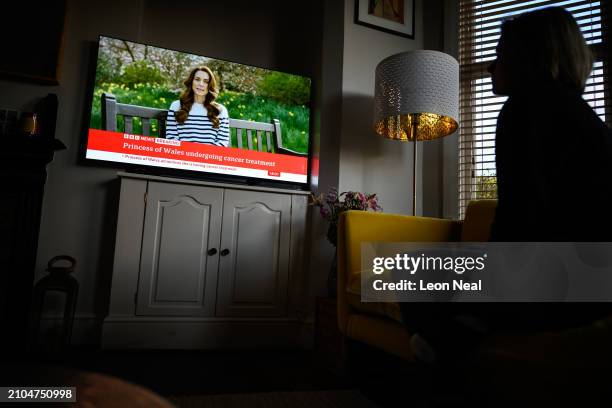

left=500, top=6, right=593, bottom=92
left=175, top=66, right=222, bottom=127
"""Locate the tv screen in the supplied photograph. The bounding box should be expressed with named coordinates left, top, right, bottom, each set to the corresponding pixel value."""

left=84, top=36, right=311, bottom=185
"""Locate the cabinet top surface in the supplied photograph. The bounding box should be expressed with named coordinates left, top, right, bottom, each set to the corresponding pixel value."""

left=117, top=171, right=311, bottom=196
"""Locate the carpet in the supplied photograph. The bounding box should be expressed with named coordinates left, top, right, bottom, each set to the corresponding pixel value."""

left=169, top=390, right=380, bottom=408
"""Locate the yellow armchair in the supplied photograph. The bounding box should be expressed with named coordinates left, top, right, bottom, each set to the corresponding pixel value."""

left=337, top=200, right=497, bottom=360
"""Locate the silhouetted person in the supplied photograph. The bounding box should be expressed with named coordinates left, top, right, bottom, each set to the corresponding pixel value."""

left=489, top=7, right=612, bottom=242
left=401, top=6, right=612, bottom=366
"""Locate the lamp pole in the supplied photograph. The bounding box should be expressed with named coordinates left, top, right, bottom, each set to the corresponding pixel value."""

left=411, top=115, right=419, bottom=216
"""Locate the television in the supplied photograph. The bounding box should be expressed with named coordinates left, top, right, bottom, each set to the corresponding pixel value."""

left=83, top=35, right=311, bottom=187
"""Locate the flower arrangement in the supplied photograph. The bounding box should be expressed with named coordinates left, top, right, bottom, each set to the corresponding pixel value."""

left=311, top=187, right=382, bottom=247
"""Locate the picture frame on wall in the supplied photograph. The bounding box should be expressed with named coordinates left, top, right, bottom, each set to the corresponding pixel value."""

left=354, top=0, right=415, bottom=39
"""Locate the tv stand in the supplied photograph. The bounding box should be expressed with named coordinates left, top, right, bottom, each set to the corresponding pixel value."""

left=102, top=172, right=310, bottom=349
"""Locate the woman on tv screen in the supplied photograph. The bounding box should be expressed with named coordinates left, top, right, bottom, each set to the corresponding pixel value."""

left=166, top=66, right=230, bottom=146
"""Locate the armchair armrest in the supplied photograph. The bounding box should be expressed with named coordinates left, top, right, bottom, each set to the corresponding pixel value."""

left=336, top=211, right=462, bottom=335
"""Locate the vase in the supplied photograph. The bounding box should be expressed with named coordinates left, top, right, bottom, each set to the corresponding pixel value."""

left=328, top=252, right=338, bottom=298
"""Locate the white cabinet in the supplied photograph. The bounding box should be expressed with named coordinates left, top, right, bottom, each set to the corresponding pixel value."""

left=102, top=173, right=309, bottom=349
left=136, top=182, right=223, bottom=317
left=216, top=189, right=292, bottom=317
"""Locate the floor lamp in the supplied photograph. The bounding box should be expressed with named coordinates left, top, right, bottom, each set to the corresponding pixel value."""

left=374, top=50, right=459, bottom=216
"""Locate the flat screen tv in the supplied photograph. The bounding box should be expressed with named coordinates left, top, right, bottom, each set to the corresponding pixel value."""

left=83, top=35, right=311, bottom=187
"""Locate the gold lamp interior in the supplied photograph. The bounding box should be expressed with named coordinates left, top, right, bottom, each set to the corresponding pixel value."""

left=374, top=112, right=458, bottom=142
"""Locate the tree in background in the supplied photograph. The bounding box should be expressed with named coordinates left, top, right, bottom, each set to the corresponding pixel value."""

left=206, top=59, right=267, bottom=94
left=475, top=175, right=498, bottom=199
left=258, top=72, right=311, bottom=106
left=97, top=38, right=199, bottom=90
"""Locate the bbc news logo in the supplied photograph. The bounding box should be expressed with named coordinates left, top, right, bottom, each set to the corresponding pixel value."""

left=123, top=134, right=160, bottom=143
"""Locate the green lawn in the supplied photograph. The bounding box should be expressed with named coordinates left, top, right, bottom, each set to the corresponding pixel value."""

left=217, top=91, right=309, bottom=154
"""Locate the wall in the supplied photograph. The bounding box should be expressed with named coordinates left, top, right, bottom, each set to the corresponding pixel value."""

left=0, top=0, right=326, bottom=344
left=418, top=0, right=459, bottom=219
left=442, top=0, right=460, bottom=220
left=304, top=0, right=345, bottom=312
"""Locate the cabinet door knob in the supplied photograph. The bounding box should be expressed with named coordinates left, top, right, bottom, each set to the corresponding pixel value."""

left=220, top=249, right=230, bottom=256
left=207, top=248, right=218, bottom=256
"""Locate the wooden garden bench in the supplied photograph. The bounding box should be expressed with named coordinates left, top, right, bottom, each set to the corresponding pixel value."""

left=101, top=93, right=306, bottom=156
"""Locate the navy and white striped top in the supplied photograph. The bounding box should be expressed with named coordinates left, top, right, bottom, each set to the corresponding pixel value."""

left=166, top=101, right=230, bottom=147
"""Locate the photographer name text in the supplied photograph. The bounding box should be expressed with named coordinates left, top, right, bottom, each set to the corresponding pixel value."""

left=373, top=279, right=482, bottom=291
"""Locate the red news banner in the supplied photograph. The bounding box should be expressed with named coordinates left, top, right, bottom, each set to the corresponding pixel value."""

left=87, top=129, right=308, bottom=180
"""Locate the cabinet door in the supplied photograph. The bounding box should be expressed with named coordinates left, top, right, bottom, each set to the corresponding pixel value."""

left=136, top=182, right=223, bottom=316
left=216, top=189, right=292, bottom=317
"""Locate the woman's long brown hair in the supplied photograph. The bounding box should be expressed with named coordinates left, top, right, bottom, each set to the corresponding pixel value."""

left=175, top=66, right=221, bottom=128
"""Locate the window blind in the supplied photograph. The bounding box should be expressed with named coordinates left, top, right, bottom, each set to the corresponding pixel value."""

left=458, top=0, right=611, bottom=219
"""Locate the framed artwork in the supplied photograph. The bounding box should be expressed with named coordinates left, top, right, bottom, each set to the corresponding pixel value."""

left=354, top=0, right=415, bottom=39
left=0, top=1, right=67, bottom=84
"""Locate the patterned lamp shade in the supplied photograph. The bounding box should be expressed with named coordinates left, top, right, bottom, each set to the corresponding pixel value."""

left=374, top=50, right=459, bottom=141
